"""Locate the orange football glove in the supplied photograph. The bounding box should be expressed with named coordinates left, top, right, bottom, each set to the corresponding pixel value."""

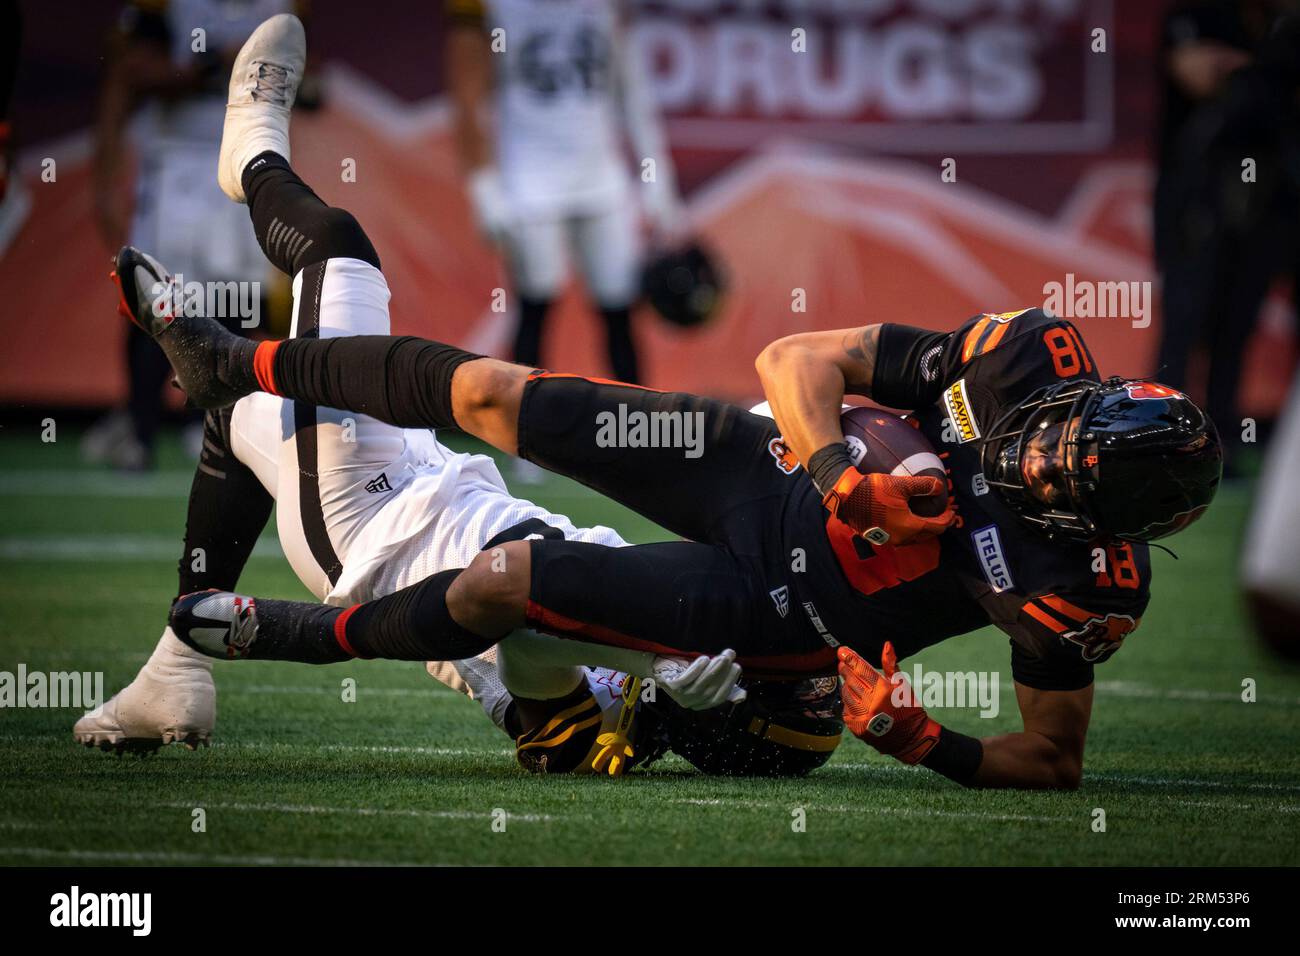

left=822, top=468, right=954, bottom=546
left=838, top=642, right=941, bottom=764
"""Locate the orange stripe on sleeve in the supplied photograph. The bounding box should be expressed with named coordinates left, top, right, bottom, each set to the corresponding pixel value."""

left=1023, top=600, right=1068, bottom=633
left=977, top=320, right=1011, bottom=356
left=962, top=318, right=991, bottom=363
left=334, top=604, right=362, bottom=658
left=252, top=340, right=281, bottom=395
left=524, top=600, right=835, bottom=679
left=1039, top=594, right=1095, bottom=623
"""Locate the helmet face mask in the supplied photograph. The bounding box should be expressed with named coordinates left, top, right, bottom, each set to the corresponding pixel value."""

left=980, top=377, right=1222, bottom=543
left=982, top=379, right=1101, bottom=542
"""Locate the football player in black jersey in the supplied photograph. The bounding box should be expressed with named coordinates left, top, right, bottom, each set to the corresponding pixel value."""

left=755, top=311, right=1220, bottom=787
left=130, top=22, right=1221, bottom=789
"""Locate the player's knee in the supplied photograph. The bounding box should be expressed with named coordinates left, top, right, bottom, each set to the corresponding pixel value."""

left=311, top=207, right=381, bottom=270
left=452, top=359, right=527, bottom=424
left=453, top=542, right=531, bottom=627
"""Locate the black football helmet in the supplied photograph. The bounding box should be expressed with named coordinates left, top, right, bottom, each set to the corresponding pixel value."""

left=645, top=676, right=843, bottom=777
left=641, top=242, right=726, bottom=328
left=980, top=377, right=1223, bottom=542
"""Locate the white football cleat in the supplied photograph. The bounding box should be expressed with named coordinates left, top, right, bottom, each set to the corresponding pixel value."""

left=74, top=628, right=216, bottom=754
left=217, top=13, right=306, bottom=203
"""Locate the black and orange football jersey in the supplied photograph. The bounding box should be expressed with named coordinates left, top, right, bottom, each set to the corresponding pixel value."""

left=837, top=307, right=1152, bottom=690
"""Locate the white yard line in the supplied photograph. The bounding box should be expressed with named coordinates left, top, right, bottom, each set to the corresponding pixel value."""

left=158, top=799, right=555, bottom=823
left=671, top=797, right=1067, bottom=823
left=1093, top=680, right=1298, bottom=705
left=825, top=762, right=1300, bottom=795
left=228, top=684, right=460, bottom=699
left=0, top=471, right=192, bottom=498
left=0, top=846, right=430, bottom=866
left=0, top=535, right=283, bottom=561
left=222, top=741, right=514, bottom=757
left=1161, top=799, right=1300, bottom=814
left=1085, top=771, right=1300, bottom=793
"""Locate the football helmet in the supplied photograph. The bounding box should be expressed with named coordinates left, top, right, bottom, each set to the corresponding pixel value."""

left=647, top=676, right=843, bottom=777
left=641, top=242, right=726, bottom=328
left=980, top=377, right=1222, bottom=542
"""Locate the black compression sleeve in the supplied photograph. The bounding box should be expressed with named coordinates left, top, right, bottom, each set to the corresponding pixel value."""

left=243, top=152, right=380, bottom=277
left=270, top=335, right=482, bottom=430
left=340, top=569, right=500, bottom=661
left=919, top=726, right=984, bottom=786
left=176, top=408, right=274, bottom=598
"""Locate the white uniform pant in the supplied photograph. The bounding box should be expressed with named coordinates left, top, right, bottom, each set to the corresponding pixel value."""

left=225, top=257, right=630, bottom=726
left=505, top=202, right=641, bottom=309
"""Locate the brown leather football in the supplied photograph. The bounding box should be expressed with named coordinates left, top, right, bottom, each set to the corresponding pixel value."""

left=840, top=406, right=950, bottom=518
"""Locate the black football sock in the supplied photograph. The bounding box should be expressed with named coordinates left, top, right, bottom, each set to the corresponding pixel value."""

left=237, top=598, right=351, bottom=665
left=253, top=334, right=482, bottom=430
left=601, top=306, right=639, bottom=384
left=242, top=151, right=380, bottom=277
left=336, top=570, right=501, bottom=661
left=513, top=296, right=550, bottom=368
left=176, top=407, right=274, bottom=598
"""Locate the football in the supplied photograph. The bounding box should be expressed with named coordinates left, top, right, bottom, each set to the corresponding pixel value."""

left=840, top=406, right=949, bottom=518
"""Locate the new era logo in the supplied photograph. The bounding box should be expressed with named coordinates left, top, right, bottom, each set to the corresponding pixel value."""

left=365, top=473, right=392, bottom=494
left=769, top=586, right=789, bottom=618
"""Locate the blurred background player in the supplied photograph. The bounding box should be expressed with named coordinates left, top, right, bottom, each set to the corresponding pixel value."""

left=445, top=0, right=683, bottom=480
left=83, top=0, right=295, bottom=470
left=1242, top=375, right=1300, bottom=661
left=1153, top=0, right=1300, bottom=476
left=0, top=0, right=28, bottom=267
left=0, top=1, right=18, bottom=209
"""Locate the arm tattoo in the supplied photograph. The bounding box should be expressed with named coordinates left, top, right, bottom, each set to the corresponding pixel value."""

left=841, top=325, right=880, bottom=394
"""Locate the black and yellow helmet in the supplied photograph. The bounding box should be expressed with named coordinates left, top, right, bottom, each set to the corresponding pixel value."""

left=648, top=676, right=843, bottom=777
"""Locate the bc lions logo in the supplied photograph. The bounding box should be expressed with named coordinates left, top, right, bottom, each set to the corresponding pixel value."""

left=1124, top=382, right=1183, bottom=402
left=1063, top=613, right=1140, bottom=662
left=768, top=437, right=801, bottom=475
left=1139, top=504, right=1208, bottom=539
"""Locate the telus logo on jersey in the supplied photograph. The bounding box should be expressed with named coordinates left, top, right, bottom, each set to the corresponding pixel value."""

left=943, top=379, right=981, bottom=443
left=972, top=524, right=1014, bottom=593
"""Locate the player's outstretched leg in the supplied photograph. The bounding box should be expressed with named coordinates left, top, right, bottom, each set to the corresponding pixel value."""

left=114, top=236, right=529, bottom=444
left=170, top=567, right=503, bottom=665
left=171, top=534, right=779, bottom=683
left=110, top=10, right=524, bottom=440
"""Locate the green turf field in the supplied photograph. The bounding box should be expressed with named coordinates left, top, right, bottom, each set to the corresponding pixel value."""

left=1, top=425, right=1298, bottom=867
